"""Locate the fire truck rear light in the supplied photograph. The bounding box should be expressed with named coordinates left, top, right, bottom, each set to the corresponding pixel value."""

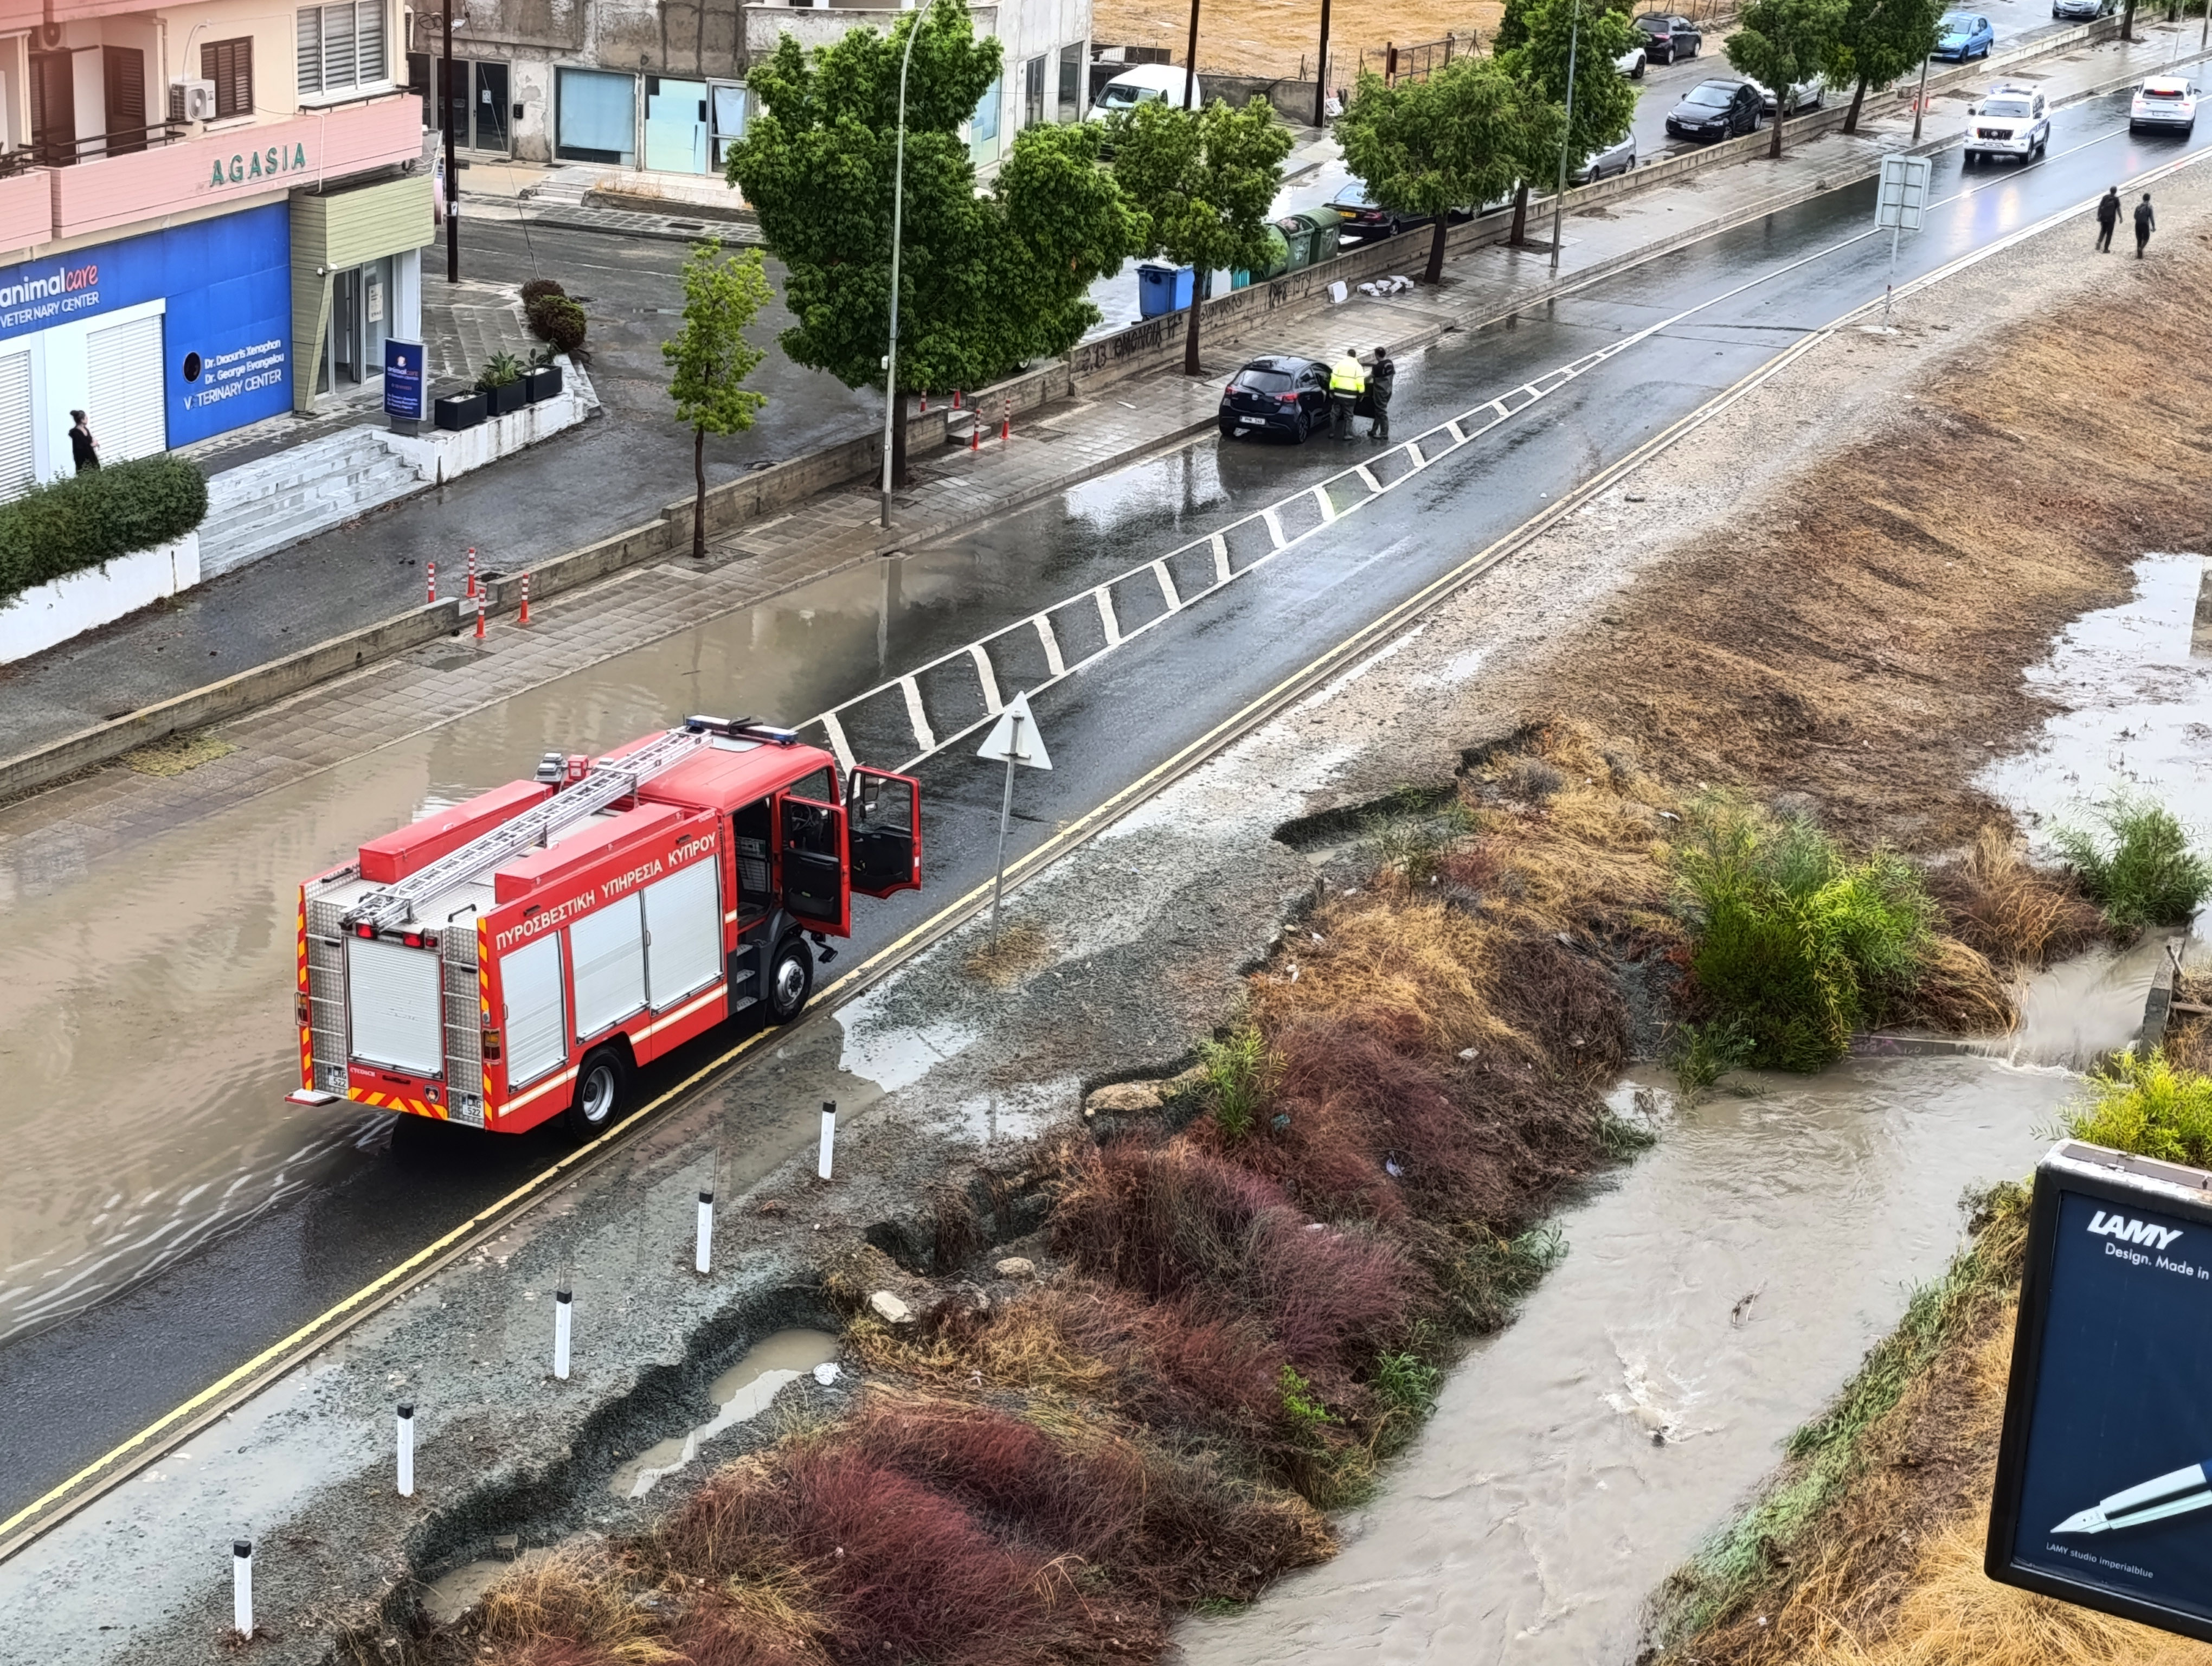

left=402, top=931, right=422, bottom=947
left=483, top=1027, right=503, bottom=1060
left=355, top=923, right=375, bottom=938
left=295, top=994, right=310, bottom=1027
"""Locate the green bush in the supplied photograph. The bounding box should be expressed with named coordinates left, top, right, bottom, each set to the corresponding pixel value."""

left=518, top=277, right=566, bottom=305
left=2063, top=1048, right=2212, bottom=1167
left=1196, top=1021, right=1272, bottom=1142
left=2053, top=791, right=2210, bottom=930
left=475, top=350, right=526, bottom=391
left=0, top=456, right=209, bottom=606
left=526, top=292, right=589, bottom=361
left=1672, top=796, right=1937, bottom=1072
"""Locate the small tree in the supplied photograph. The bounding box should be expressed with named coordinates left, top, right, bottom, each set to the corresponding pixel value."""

left=1335, top=61, right=1528, bottom=285
left=1824, top=0, right=1943, bottom=132
left=663, top=240, right=771, bottom=560
left=1499, top=0, right=1635, bottom=246
left=1111, top=98, right=1293, bottom=376
left=1727, top=0, right=1848, bottom=157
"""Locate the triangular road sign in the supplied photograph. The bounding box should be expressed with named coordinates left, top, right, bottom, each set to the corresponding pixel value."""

left=977, top=690, right=1052, bottom=770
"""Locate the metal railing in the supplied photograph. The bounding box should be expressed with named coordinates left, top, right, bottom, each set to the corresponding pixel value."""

left=29, top=123, right=191, bottom=167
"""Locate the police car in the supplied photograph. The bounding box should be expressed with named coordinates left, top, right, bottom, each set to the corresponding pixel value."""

left=1962, top=82, right=2049, bottom=164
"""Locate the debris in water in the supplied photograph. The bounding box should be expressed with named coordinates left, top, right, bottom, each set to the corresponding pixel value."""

left=1731, top=1287, right=1764, bottom=1326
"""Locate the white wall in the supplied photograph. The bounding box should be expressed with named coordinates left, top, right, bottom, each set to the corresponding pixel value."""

left=0, top=534, right=200, bottom=663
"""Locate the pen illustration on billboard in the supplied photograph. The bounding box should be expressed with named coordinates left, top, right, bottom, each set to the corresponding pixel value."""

left=1988, top=1143, right=2212, bottom=1641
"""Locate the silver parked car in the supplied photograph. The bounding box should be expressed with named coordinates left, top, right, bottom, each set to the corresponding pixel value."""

left=1572, top=133, right=1638, bottom=183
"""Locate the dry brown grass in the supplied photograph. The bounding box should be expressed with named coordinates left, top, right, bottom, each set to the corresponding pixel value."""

left=1539, top=259, right=2212, bottom=855
left=1092, top=0, right=1496, bottom=79
left=1248, top=895, right=1521, bottom=1054
left=121, top=728, right=237, bottom=777
left=961, top=920, right=1053, bottom=988
left=2165, top=970, right=2212, bottom=1075
left=1900, top=934, right=2015, bottom=1036
left=1928, top=826, right=2106, bottom=973
left=470, top=1550, right=683, bottom=1665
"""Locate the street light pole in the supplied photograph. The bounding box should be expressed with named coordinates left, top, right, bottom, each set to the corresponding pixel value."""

left=1549, top=0, right=1580, bottom=275
left=1909, top=51, right=1931, bottom=144
left=878, top=15, right=922, bottom=530
left=1184, top=0, right=1201, bottom=107
left=1312, top=0, right=1333, bottom=127
left=442, top=4, right=460, bottom=283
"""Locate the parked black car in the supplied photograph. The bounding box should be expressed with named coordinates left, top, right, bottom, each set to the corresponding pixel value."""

left=1328, top=180, right=1474, bottom=244
left=1665, top=78, right=1763, bottom=141
left=1633, top=12, right=1703, bottom=63
left=1219, top=355, right=1332, bottom=442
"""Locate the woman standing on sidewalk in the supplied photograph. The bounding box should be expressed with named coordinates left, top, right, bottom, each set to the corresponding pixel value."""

left=67, top=410, right=97, bottom=474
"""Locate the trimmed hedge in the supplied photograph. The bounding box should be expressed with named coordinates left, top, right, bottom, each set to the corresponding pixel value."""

left=0, top=456, right=209, bottom=606
left=525, top=293, right=589, bottom=360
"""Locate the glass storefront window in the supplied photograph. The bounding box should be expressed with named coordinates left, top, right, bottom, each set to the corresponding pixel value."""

left=644, top=76, right=709, bottom=174
left=969, top=76, right=999, bottom=167
left=556, top=67, right=636, bottom=166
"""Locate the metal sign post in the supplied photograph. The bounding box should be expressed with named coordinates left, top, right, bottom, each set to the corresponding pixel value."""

left=975, top=690, right=1053, bottom=939
left=1871, top=153, right=1932, bottom=330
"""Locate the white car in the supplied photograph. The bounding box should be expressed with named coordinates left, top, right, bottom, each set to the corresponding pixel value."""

left=1963, top=81, right=2050, bottom=163
left=1617, top=43, right=1648, bottom=79
left=2131, top=75, right=2200, bottom=135
left=1747, top=74, right=1825, bottom=115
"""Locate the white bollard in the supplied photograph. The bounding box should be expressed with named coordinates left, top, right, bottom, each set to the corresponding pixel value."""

left=396, top=1402, right=415, bottom=1497
left=553, top=1289, right=572, bottom=1380
left=817, top=1101, right=837, bottom=1181
left=695, top=1190, right=714, bottom=1276
left=232, top=1540, right=254, bottom=1638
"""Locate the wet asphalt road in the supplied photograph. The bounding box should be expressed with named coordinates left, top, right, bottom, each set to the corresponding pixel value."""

left=0, top=87, right=2199, bottom=1521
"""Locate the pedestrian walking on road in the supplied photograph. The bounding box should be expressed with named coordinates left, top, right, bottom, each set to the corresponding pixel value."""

left=2135, top=193, right=2156, bottom=258
left=1366, top=346, right=1396, bottom=443
left=1328, top=348, right=1366, bottom=440
left=67, top=409, right=97, bottom=474
left=2095, top=186, right=2121, bottom=253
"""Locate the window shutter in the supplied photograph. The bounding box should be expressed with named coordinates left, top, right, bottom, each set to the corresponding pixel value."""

left=86, top=314, right=168, bottom=464
left=355, top=0, right=385, bottom=86
left=321, top=3, right=356, bottom=93
left=203, top=40, right=253, bottom=119
left=0, top=354, right=33, bottom=503
left=297, top=9, right=323, bottom=95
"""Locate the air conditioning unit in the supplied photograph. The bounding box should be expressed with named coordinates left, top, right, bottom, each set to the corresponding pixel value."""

left=168, top=79, right=217, bottom=123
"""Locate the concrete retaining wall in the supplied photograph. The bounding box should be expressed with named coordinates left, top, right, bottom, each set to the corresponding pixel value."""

left=386, top=366, right=599, bottom=484
left=0, top=535, right=201, bottom=665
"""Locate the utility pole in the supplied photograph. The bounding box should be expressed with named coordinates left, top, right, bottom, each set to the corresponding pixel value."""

left=878, top=15, right=923, bottom=529
left=1313, top=0, right=1333, bottom=126
left=1549, top=0, right=1580, bottom=275
left=1910, top=50, right=1930, bottom=144
left=442, top=4, right=460, bottom=283
left=1184, top=0, right=1201, bottom=107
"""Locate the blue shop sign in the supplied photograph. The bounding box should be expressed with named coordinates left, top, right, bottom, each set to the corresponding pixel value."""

left=383, top=338, right=425, bottom=421
left=0, top=202, right=291, bottom=446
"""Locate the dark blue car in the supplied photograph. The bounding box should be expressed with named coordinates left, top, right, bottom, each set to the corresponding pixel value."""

left=1934, top=11, right=1995, bottom=59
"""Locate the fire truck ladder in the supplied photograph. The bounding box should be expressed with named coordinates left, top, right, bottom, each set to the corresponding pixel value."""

left=342, top=723, right=725, bottom=934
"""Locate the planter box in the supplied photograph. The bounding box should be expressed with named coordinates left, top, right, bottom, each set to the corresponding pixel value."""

left=485, top=380, right=529, bottom=416
left=0, top=535, right=201, bottom=663
left=434, top=391, right=486, bottom=431
left=523, top=364, right=563, bottom=402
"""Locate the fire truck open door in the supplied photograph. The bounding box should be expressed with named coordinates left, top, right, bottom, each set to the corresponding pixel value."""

left=777, top=790, right=850, bottom=936
left=847, top=767, right=922, bottom=898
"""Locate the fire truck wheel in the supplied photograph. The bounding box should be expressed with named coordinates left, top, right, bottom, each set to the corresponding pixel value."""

left=768, top=934, right=814, bottom=1024
left=567, top=1047, right=629, bottom=1136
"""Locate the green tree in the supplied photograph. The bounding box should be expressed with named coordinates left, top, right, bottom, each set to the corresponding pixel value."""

left=1727, top=0, right=1848, bottom=157
left=1335, top=61, right=1529, bottom=284
left=663, top=240, right=771, bottom=560
left=728, top=0, right=1138, bottom=488
left=1499, top=0, right=1636, bottom=246
left=1823, top=0, right=1942, bottom=133
left=1110, top=98, right=1293, bottom=376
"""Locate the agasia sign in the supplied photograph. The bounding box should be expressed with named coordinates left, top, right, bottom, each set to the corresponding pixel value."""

left=208, top=143, right=311, bottom=189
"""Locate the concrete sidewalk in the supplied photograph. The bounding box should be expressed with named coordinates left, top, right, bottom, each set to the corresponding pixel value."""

left=0, top=16, right=2192, bottom=804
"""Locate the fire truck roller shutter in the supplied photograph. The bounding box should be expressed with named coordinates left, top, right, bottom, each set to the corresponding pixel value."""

left=501, top=934, right=568, bottom=1086
left=644, top=860, right=721, bottom=1007
left=570, top=896, right=648, bottom=1039
left=347, top=937, right=444, bottom=1075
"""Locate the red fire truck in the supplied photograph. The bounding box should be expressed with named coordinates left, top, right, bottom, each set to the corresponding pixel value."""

left=287, top=716, right=921, bottom=1137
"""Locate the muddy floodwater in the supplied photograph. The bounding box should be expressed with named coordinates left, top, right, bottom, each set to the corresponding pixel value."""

left=1180, top=1054, right=2078, bottom=1665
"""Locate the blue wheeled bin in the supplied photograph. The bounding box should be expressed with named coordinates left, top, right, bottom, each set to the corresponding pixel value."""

left=1136, top=262, right=1195, bottom=317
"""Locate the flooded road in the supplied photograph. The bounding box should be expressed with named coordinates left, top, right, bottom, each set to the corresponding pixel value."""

left=1181, top=1055, right=2079, bottom=1666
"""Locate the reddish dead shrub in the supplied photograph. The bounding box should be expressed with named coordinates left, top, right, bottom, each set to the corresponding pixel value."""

left=1481, top=935, right=1632, bottom=1084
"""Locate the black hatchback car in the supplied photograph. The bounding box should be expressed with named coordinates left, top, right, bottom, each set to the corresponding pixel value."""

left=1634, top=12, right=1703, bottom=63
left=1219, top=355, right=1332, bottom=442
left=1665, top=78, right=1763, bottom=141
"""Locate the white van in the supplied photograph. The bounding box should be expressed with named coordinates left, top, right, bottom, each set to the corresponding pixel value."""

left=1088, top=64, right=1200, bottom=120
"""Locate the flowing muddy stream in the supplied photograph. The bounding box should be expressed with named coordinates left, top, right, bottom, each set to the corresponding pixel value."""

left=1185, top=555, right=2212, bottom=1664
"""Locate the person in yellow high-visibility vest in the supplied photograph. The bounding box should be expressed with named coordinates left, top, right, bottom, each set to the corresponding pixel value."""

left=1327, top=348, right=1366, bottom=440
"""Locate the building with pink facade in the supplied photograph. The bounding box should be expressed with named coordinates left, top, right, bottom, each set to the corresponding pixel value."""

left=0, top=0, right=431, bottom=491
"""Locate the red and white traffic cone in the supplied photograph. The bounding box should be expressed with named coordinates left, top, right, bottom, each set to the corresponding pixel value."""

left=953, top=389, right=962, bottom=409
left=919, top=388, right=928, bottom=413
left=466, top=546, right=477, bottom=599
left=969, top=423, right=980, bottom=453
left=1000, top=396, right=1011, bottom=443
left=426, top=561, right=437, bottom=604
left=518, top=572, right=531, bottom=627
left=474, top=588, right=485, bottom=640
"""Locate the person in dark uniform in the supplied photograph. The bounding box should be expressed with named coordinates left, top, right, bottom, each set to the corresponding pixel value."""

left=2095, top=186, right=2121, bottom=253
left=67, top=410, right=98, bottom=473
left=1366, top=346, right=1396, bottom=443
left=2135, top=193, right=2156, bottom=258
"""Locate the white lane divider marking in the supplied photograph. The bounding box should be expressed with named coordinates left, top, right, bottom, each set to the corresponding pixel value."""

left=897, top=677, right=935, bottom=754
left=1210, top=532, right=1232, bottom=584
left=967, top=644, right=1003, bottom=716
left=1152, top=560, right=1182, bottom=611
left=1033, top=614, right=1065, bottom=675
left=1094, top=586, right=1122, bottom=646
left=1310, top=484, right=1338, bottom=523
